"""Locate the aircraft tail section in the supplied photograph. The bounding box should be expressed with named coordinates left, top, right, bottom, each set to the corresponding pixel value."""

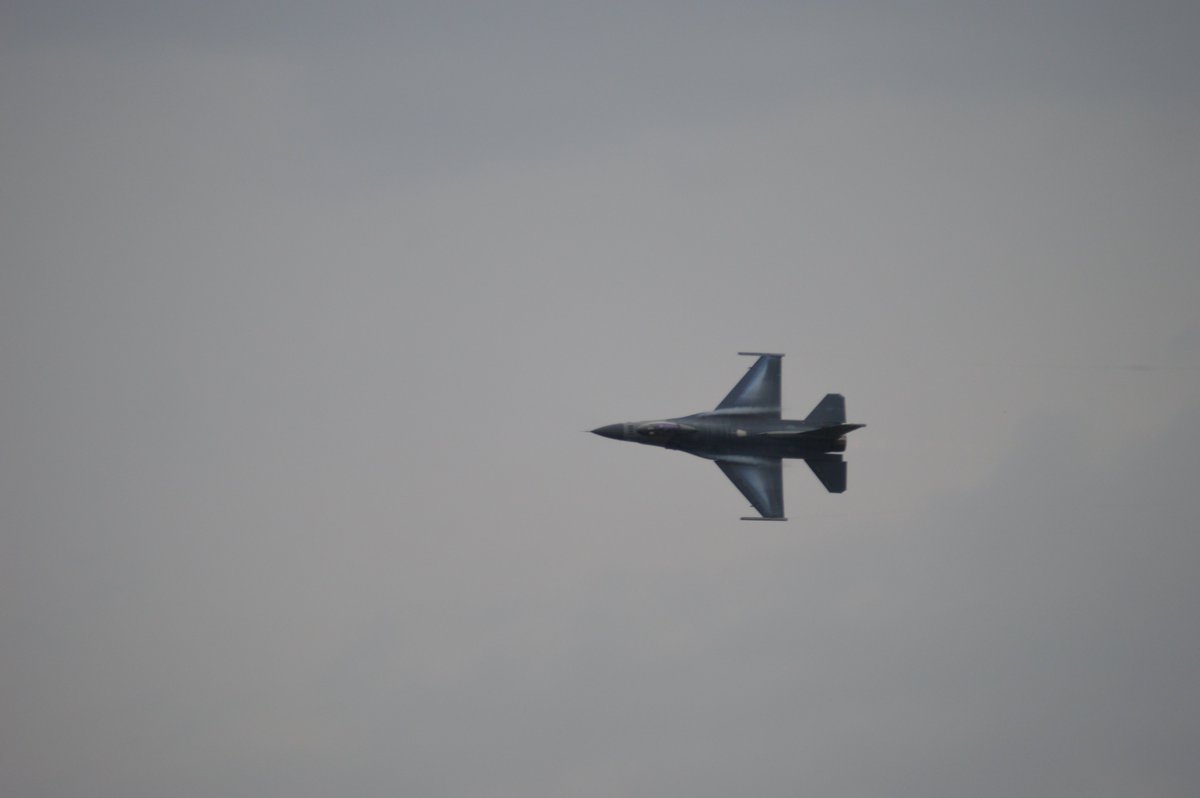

left=804, top=393, right=845, bottom=427
left=805, top=455, right=847, bottom=493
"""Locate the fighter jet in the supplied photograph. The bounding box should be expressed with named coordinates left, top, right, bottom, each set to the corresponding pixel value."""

left=591, top=353, right=864, bottom=520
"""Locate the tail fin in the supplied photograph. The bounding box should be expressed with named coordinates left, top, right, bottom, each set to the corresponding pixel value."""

left=804, top=394, right=845, bottom=427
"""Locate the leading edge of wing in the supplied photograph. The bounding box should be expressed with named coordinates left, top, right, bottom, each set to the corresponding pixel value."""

left=715, top=457, right=785, bottom=521
left=715, top=354, right=782, bottom=416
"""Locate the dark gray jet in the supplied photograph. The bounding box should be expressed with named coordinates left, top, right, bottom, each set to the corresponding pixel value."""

left=591, top=353, right=865, bottom=521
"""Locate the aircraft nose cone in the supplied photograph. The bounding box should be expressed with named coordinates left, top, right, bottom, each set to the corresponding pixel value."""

left=591, top=423, right=625, bottom=440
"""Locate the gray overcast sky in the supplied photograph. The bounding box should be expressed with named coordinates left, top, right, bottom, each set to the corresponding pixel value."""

left=2, top=3, right=1199, bottom=796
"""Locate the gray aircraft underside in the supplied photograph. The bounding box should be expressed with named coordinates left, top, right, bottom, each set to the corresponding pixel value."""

left=591, top=353, right=865, bottom=520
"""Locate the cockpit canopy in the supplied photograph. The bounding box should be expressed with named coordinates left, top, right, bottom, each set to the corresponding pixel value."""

left=635, top=421, right=693, bottom=437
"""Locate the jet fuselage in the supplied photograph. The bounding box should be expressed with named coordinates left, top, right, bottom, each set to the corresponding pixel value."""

left=591, top=414, right=861, bottom=461
left=591, top=353, right=865, bottom=520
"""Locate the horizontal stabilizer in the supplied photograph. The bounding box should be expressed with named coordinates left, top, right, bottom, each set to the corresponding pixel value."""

left=806, top=455, right=847, bottom=493
left=804, top=393, right=846, bottom=427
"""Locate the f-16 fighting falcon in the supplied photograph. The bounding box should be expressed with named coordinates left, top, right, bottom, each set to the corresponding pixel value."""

left=591, top=353, right=865, bottom=521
